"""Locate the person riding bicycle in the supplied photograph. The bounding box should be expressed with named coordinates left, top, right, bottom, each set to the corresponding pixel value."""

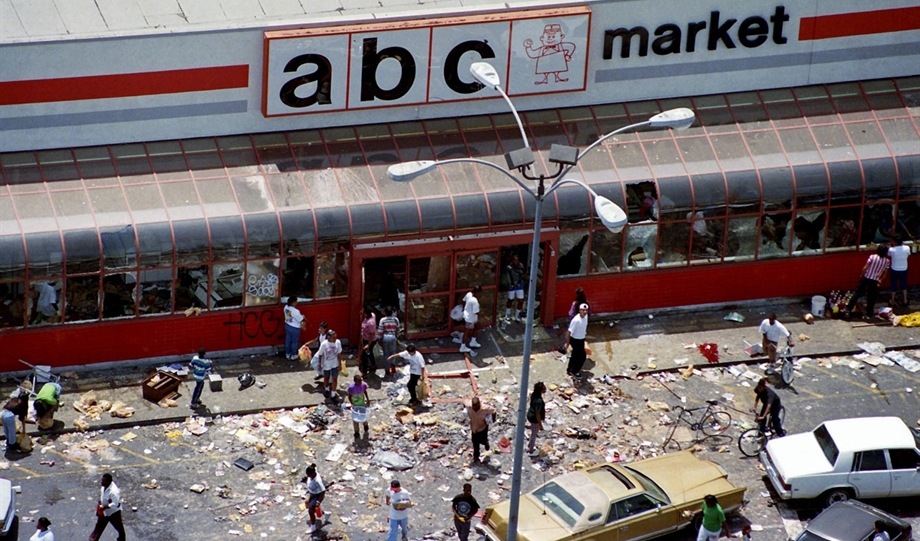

left=759, top=313, right=794, bottom=364
left=753, top=378, right=785, bottom=437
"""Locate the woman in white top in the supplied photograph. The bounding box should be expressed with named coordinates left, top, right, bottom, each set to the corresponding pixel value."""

left=30, top=517, right=54, bottom=541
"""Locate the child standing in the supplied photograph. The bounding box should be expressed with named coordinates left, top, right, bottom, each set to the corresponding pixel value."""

left=347, top=374, right=370, bottom=441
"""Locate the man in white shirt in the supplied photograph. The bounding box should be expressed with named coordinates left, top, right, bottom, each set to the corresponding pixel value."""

left=385, top=479, right=412, bottom=541
left=459, top=286, right=482, bottom=356
left=90, top=473, right=125, bottom=541
left=565, top=303, right=589, bottom=378
left=759, top=313, right=793, bottom=364
left=319, top=330, right=343, bottom=402
left=387, top=345, right=426, bottom=407
left=888, top=237, right=911, bottom=307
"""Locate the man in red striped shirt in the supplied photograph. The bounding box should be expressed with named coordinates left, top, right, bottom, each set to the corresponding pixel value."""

left=846, top=245, right=890, bottom=320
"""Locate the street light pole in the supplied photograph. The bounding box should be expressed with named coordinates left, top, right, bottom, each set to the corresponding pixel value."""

left=388, top=62, right=694, bottom=541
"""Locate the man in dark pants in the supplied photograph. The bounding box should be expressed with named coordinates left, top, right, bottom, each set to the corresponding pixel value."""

left=846, top=244, right=890, bottom=320
left=753, top=378, right=785, bottom=437
left=565, top=303, right=589, bottom=377
left=466, top=397, right=496, bottom=463
left=90, top=473, right=126, bottom=541
left=451, top=483, right=480, bottom=541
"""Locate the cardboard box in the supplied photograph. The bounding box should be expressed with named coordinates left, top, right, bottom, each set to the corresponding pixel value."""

left=141, top=371, right=181, bottom=403
left=208, top=373, right=223, bottom=392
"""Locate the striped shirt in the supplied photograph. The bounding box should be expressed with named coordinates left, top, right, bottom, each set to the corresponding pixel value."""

left=189, top=355, right=212, bottom=382
left=863, top=254, right=890, bottom=281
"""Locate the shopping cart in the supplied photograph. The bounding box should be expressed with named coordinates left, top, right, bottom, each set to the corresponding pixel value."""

left=14, top=359, right=60, bottom=398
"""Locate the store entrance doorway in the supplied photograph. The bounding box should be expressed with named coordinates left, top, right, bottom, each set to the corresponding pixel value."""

left=355, top=232, right=556, bottom=341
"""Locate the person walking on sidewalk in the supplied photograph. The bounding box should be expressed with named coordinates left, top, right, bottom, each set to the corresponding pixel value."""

left=90, top=473, right=126, bottom=541
left=888, top=237, right=911, bottom=307
left=301, top=464, right=327, bottom=534
left=503, top=254, right=526, bottom=322
left=320, top=330, right=343, bottom=402
left=565, top=303, right=589, bottom=378
left=283, top=296, right=306, bottom=361
left=385, top=479, right=412, bottom=541
left=568, top=287, right=589, bottom=320
left=526, top=382, right=546, bottom=458
left=188, top=347, right=212, bottom=408
left=387, top=345, right=426, bottom=407
left=758, top=313, right=793, bottom=364
left=451, top=483, right=480, bottom=541
left=846, top=245, right=890, bottom=320
left=347, top=374, right=371, bottom=441
left=459, top=286, right=482, bottom=356
left=30, top=516, right=54, bottom=541
left=306, top=321, right=329, bottom=382
left=360, top=306, right=378, bottom=376
left=378, top=307, right=401, bottom=378
left=466, top=397, right=496, bottom=463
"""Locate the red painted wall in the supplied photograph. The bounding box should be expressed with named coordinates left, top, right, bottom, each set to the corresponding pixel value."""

left=0, top=300, right=349, bottom=372
left=553, top=251, right=918, bottom=318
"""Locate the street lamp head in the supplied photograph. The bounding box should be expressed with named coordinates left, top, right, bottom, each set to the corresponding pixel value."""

left=470, top=62, right=501, bottom=90
left=594, top=196, right=628, bottom=233
left=648, top=107, right=696, bottom=130
left=387, top=161, right=437, bottom=182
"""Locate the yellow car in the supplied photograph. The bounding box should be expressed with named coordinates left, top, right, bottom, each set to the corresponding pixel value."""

left=476, top=451, right=745, bottom=541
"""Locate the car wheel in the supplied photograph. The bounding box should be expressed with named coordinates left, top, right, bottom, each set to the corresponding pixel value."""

left=823, top=488, right=851, bottom=507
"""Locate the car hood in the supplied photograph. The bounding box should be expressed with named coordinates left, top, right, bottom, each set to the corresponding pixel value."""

left=765, top=433, right=833, bottom=478
left=626, top=452, right=740, bottom=506
left=483, top=497, right=572, bottom=541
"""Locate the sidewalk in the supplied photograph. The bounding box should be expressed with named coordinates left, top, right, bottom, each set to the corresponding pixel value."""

left=6, top=296, right=918, bottom=438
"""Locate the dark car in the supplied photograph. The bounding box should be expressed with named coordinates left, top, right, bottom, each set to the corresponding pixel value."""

left=794, top=500, right=912, bottom=541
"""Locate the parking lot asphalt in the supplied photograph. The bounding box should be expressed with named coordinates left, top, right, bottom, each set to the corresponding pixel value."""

left=4, top=295, right=918, bottom=438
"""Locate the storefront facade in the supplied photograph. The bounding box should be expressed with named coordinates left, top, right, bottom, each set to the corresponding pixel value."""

left=0, top=0, right=918, bottom=369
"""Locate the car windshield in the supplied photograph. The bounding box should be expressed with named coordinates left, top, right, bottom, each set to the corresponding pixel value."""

left=623, top=467, right=670, bottom=504
left=532, top=482, right=585, bottom=528
left=813, top=424, right=840, bottom=466
left=911, top=427, right=920, bottom=448
left=796, top=531, right=831, bottom=541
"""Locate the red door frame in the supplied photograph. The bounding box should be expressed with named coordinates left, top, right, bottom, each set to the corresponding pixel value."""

left=348, top=229, right=559, bottom=343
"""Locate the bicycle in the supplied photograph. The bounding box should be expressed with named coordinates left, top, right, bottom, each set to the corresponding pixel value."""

left=662, top=399, right=733, bottom=450
left=764, top=345, right=795, bottom=386
left=737, top=406, right=786, bottom=457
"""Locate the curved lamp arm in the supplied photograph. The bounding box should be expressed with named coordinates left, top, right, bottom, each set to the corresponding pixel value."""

left=547, top=178, right=628, bottom=233
left=470, top=62, right=530, bottom=150
left=386, top=158, right=538, bottom=198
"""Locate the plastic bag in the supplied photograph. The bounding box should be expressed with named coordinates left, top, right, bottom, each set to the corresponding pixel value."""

left=298, top=344, right=310, bottom=362
left=17, top=429, right=32, bottom=453
left=340, top=359, right=349, bottom=377
left=417, top=379, right=430, bottom=401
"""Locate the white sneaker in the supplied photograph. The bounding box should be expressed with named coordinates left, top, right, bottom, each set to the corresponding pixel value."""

left=459, top=344, right=472, bottom=353
left=308, top=522, right=316, bottom=533
left=452, top=337, right=463, bottom=344
left=468, top=338, right=481, bottom=348
left=468, top=349, right=478, bottom=358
